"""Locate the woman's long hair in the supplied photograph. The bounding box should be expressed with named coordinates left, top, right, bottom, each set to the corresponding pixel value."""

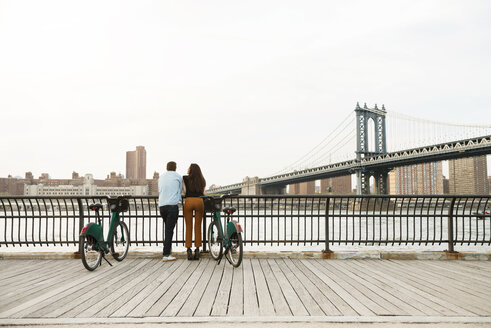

left=187, top=163, right=206, bottom=194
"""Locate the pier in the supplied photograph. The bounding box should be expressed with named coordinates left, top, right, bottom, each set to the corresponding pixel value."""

left=0, top=257, right=490, bottom=326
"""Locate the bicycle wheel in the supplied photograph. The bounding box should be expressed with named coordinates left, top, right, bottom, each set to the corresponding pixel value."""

left=80, top=235, right=102, bottom=271
left=226, top=232, right=243, bottom=268
left=207, top=221, right=223, bottom=260
left=110, top=221, right=130, bottom=261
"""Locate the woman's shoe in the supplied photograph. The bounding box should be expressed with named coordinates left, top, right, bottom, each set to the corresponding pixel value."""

left=187, top=248, right=193, bottom=261
left=194, top=248, right=200, bottom=260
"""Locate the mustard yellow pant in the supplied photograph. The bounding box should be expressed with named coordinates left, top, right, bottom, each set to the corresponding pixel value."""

left=184, top=197, right=204, bottom=248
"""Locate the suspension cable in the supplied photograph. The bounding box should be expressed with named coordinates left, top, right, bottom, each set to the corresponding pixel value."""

left=273, top=112, right=354, bottom=174
left=307, top=127, right=356, bottom=167
left=387, top=110, right=491, bottom=129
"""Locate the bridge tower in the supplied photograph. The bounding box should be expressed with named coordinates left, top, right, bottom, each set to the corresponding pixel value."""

left=355, top=102, right=389, bottom=194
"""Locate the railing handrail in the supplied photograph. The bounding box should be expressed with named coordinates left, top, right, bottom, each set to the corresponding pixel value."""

left=1, top=195, right=489, bottom=252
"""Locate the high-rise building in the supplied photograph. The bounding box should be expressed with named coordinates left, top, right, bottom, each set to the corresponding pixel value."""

left=388, top=162, right=443, bottom=195
left=443, top=177, right=450, bottom=194
left=320, top=176, right=352, bottom=194
left=126, top=146, right=147, bottom=180
left=288, top=181, right=315, bottom=194
left=448, top=156, right=489, bottom=194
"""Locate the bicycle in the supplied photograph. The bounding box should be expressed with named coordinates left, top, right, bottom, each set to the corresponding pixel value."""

left=203, top=195, right=243, bottom=267
left=79, top=196, right=130, bottom=271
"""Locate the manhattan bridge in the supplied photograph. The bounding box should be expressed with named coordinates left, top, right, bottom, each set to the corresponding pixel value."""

left=209, top=103, right=491, bottom=195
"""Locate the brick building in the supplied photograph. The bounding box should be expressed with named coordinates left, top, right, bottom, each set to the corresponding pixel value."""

left=388, top=162, right=443, bottom=195
left=448, top=156, right=489, bottom=194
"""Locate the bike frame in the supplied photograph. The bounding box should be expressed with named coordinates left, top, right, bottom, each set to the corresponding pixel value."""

left=82, top=210, right=125, bottom=254
left=104, top=211, right=125, bottom=252
left=212, top=210, right=231, bottom=248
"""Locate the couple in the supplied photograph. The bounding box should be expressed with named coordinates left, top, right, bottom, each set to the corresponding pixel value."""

left=158, top=161, right=206, bottom=262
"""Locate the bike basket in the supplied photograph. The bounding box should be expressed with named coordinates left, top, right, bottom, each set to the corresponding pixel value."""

left=108, top=197, right=129, bottom=212
left=204, top=197, right=221, bottom=212
left=117, top=198, right=129, bottom=212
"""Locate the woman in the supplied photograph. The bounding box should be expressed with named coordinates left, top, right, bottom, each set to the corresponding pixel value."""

left=183, top=163, right=206, bottom=260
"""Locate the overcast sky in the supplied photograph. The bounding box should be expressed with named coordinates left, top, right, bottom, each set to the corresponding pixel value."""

left=1, top=0, right=490, bottom=186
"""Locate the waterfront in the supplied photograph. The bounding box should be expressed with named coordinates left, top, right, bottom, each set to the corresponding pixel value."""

left=0, top=209, right=489, bottom=253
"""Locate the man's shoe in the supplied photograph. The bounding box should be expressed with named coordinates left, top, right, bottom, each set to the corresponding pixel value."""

left=194, top=248, right=200, bottom=260
left=187, top=248, right=193, bottom=261
left=162, top=255, right=176, bottom=262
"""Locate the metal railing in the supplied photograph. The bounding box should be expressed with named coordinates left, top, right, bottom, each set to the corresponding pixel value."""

left=0, top=195, right=489, bottom=252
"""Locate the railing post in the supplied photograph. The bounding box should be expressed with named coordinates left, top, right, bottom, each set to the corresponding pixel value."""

left=75, top=198, right=84, bottom=255
left=202, top=213, right=208, bottom=252
left=323, top=197, right=332, bottom=254
left=448, top=197, right=456, bottom=253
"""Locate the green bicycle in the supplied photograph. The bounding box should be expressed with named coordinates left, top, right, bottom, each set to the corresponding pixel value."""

left=79, top=196, right=130, bottom=271
left=203, top=195, right=243, bottom=267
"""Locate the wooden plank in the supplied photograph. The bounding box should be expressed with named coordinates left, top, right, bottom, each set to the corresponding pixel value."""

left=1, top=260, right=78, bottom=296
left=193, top=261, right=225, bottom=316
left=359, top=260, right=474, bottom=316
left=372, top=260, right=490, bottom=316
left=340, top=260, right=436, bottom=316
left=1, top=260, right=68, bottom=295
left=125, top=260, right=184, bottom=317
left=90, top=260, right=167, bottom=318
left=161, top=259, right=208, bottom=317
left=0, top=259, right=137, bottom=319
left=98, top=260, right=175, bottom=318
left=320, top=260, right=406, bottom=315
left=378, top=260, right=489, bottom=312
left=146, top=260, right=199, bottom=317
left=413, top=260, right=491, bottom=284
left=275, top=259, right=323, bottom=316
left=0, top=260, right=58, bottom=287
left=259, top=259, right=291, bottom=316
left=459, top=261, right=491, bottom=272
left=350, top=259, right=464, bottom=316
left=176, top=259, right=216, bottom=317
left=314, top=260, right=394, bottom=316
left=113, top=259, right=182, bottom=317
left=289, top=260, right=354, bottom=316
left=268, top=259, right=308, bottom=316
left=241, top=258, right=259, bottom=317
left=0, top=260, right=31, bottom=273
left=300, top=259, right=374, bottom=316
left=251, top=259, right=277, bottom=316
left=0, top=260, right=47, bottom=275
left=211, top=263, right=234, bottom=316
left=0, top=260, right=81, bottom=311
left=283, top=259, right=343, bottom=316
left=29, top=259, right=149, bottom=318
left=227, top=264, right=244, bottom=316
left=0, top=260, right=41, bottom=278
left=322, top=260, right=421, bottom=316
left=390, top=260, right=491, bottom=299
left=421, top=261, right=491, bottom=287
left=441, top=260, right=491, bottom=273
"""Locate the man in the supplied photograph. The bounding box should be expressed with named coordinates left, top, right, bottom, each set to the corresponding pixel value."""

left=158, top=161, right=183, bottom=261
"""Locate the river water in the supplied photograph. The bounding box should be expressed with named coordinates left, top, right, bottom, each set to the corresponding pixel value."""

left=1, top=209, right=489, bottom=253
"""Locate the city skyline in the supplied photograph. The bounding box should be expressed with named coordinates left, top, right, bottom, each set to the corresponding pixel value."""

left=1, top=1, right=490, bottom=186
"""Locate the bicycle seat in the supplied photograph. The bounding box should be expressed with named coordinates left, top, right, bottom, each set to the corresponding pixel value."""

left=223, top=207, right=236, bottom=215
left=89, top=203, right=103, bottom=211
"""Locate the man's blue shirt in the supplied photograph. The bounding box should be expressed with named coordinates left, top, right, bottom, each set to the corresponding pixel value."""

left=158, top=171, right=183, bottom=206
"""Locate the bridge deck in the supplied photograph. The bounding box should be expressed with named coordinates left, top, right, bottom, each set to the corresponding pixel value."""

left=0, top=258, right=490, bottom=323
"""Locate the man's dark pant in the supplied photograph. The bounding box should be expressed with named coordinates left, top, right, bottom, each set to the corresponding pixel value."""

left=159, top=205, right=178, bottom=256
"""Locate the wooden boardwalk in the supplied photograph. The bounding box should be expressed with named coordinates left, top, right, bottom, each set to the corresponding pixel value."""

left=0, top=258, right=490, bottom=322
